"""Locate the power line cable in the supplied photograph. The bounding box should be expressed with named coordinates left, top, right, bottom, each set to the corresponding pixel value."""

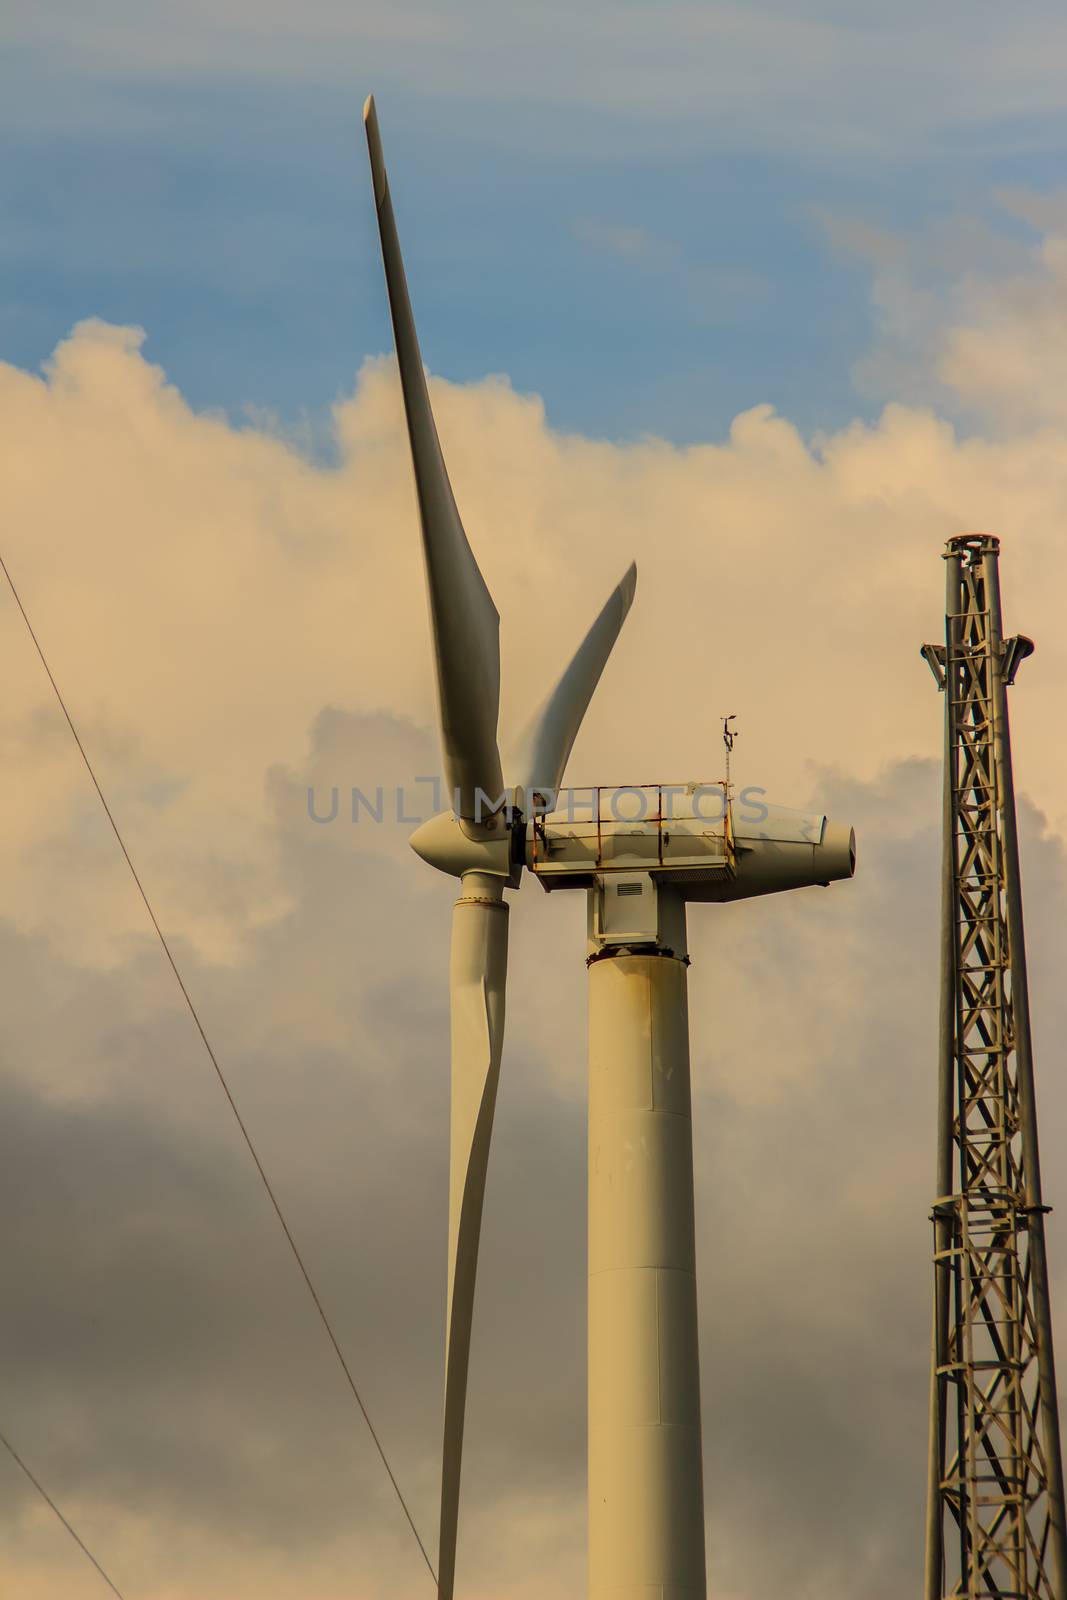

left=0, top=550, right=437, bottom=1587
left=0, top=1423, right=126, bottom=1598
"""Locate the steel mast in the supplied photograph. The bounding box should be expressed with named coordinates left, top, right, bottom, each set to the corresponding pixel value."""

left=586, top=889, right=705, bottom=1597
left=923, top=533, right=1067, bottom=1600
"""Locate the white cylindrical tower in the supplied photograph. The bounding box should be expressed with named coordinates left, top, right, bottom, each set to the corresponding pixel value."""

left=587, top=941, right=706, bottom=1599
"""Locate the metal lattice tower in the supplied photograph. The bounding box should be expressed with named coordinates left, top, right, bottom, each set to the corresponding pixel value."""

left=923, top=534, right=1067, bottom=1600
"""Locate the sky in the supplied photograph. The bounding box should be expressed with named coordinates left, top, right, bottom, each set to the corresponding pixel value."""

left=4, top=5, right=1067, bottom=1598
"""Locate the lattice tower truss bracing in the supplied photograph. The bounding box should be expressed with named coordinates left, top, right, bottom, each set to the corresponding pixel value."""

left=923, top=534, right=1067, bottom=1600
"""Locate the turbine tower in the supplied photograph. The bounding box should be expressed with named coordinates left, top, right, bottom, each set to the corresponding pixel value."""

left=922, top=534, right=1067, bottom=1600
left=362, top=97, right=855, bottom=1599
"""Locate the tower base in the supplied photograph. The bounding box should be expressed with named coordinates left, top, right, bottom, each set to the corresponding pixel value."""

left=587, top=947, right=706, bottom=1600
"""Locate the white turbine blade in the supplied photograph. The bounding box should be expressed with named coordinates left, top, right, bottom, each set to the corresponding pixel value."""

left=439, top=883, right=509, bottom=1600
left=363, top=96, right=503, bottom=818
left=510, top=561, right=637, bottom=801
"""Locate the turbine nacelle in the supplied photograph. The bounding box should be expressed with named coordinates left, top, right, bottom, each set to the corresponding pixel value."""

left=525, top=788, right=856, bottom=900
left=410, top=792, right=855, bottom=912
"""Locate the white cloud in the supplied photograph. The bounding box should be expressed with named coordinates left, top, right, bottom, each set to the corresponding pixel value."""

left=573, top=219, right=666, bottom=261
left=824, top=194, right=1067, bottom=436
left=5, top=313, right=1067, bottom=970
left=3, top=317, right=1067, bottom=1596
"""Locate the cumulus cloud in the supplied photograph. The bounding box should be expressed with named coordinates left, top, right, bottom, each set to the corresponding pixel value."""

left=2, top=317, right=1067, bottom=1597
left=572, top=218, right=768, bottom=325
left=824, top=194, right=1067, bottom=437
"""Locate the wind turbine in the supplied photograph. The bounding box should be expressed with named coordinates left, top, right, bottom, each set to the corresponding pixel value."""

left=362, top=97, right=856, bottom=1600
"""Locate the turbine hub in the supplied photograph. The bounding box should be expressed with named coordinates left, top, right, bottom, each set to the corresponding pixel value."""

left=409, top=809, right=514, bottom=881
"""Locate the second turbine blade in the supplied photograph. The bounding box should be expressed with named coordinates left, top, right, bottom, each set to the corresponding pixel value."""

left=510, top=561, right=637, bottom=803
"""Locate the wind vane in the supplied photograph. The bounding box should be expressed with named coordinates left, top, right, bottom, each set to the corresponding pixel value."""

left=722, top=712, right=738, bottom=795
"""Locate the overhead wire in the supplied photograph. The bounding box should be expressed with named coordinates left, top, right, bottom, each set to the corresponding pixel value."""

left=0, top=549, right=437, bottom=1587
left=0, top=1424, right=126, bottom=1598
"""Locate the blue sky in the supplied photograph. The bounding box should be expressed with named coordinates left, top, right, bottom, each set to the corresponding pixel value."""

left=7, top=3, right=1067, bottom=445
